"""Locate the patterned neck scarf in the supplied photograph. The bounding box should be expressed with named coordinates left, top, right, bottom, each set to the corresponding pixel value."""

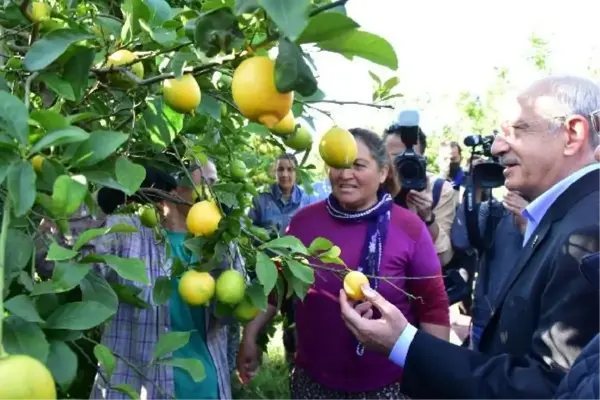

left=325, top=190, right=393, bottom=356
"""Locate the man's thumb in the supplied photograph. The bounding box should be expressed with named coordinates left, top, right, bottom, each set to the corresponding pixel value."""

left=362, top=285, right=391, bottom=314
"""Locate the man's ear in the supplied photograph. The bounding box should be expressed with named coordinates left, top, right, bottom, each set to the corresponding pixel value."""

left=563, top=115, right=590, bottom=156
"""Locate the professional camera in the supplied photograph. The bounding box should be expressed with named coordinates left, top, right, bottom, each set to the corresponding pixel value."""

left=463, top=131, right=505, bottom=189
left=388, top=110, right=428, bottom=191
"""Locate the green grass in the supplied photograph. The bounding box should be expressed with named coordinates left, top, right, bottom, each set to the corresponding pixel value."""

left=232, top=324, right=291, bottom=399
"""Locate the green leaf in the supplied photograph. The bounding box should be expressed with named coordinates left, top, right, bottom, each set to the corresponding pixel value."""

left=7, top=161, right=36, bottom=217
left=0, top=148, right=20, bottom=185
left=296, top=12, right=359, bottom=44
left=3, top=316, right=50, bottom=362
left=258, top=0, right=310, bottom=41
left=368, top=71, right=382, bottom=85
left=246, top=281, right=268, bottom=310
left=115, top=157, right=146, bottom=196
left=316, top=30, right=398, bottom=70
left=307, top=237, right=334, bottom=254
left=93, top=344, right=117, bottom=379
left=153, top=276, right=172, bottom=305
left=31, top=262, right=91, bottom=296
left=383, top=76, right=400, bottom=90
left=73, top=223, right=138, bottom=251
left=39, top=72, right=75, bottom=101
left=5, top=229, right=33, bottom=277
left=46, top=242, right=78, bottom=261
left=4, top=294, right=45, bottom=323
left=112, top=384, right=140, bottom=400
left=0, top=91, right=29, bottom=145
left=46, top=341, right=78, bottom=389
left=45, top=300, right=116, bottom=330
left=69, top=130, right=129, bottom=167
left=80, top=271, right=119, bottom=311
left=29, top=109, right=69, bottom=133
left=158, top=358, right=205, bottom=382
left=24, top=29, right=93, bottom=71
left=261, top=235, right=308, bottom=254
left=142, top=98, right=183, bottom=150
left=193, top=8, right=245, bottom=57
left=286, top=259, right=314, bottom=284
left=93, top=254, right=149, bottom=285
left=51, top=174, right=88, bottom=217
left=255, top=252, right=277, bottom=295
left=235, top=0, right=259, bottom=14
left=152, top=331, right=191, bottom=362
left=274, top=37, right=318, bottom=96
left=64, top=47, right=95, bottom=102
left=30, top=127, right=90, bottom=154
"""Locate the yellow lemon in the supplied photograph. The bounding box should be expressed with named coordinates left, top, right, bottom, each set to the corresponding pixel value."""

left=283, top=126, right=313, bottom=151
left=31, top=155, right=44, bottom=172
left=106, top=49, right=144, bottom=81
left=178, top=270, right=215, bottom=306
left=270, top=110, right=297, bottom=136
left=186, top=200, right=222, bottom=237
left=343, top=270, right=370, bottom=301
left=0, top=354, right=57, bottom=399
left=215, top=269, right=246, bottom=305
left=30, top=2, right=51, bottom=22
left=162, top=74, right=202, bottom=114
left=231, top=56, right=293, bottom=128
left=319, top=126, right=358, bottom=168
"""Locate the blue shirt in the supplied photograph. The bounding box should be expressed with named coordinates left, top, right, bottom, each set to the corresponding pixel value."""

left=309, top=179, right=332, bottom=203
left=389, top=163, right=600, bottom=368
left=248, top=184, right=312, bottom=236
left=166, top=231, right=219, bottom=399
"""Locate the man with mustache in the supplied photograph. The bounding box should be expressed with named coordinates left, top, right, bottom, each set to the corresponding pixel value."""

left=339, top=75, right=600, bottom=399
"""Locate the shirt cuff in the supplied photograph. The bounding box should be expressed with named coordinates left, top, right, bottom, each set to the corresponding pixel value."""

left=388, top=323, right=418, bottom=368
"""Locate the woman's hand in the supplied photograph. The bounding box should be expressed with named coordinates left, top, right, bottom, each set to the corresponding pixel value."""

left=236, top=335, right=261, bottom=384
left=406, top=190, right=433, bottom=221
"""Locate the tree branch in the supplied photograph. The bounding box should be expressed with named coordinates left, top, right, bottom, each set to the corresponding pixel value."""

left=18, top=0, right=33, bottom=22
left=92, top=42, right=193, bottom=73
left=309, top=0, right=349, bottom=17
left=304, top=99, right=394, bottom=109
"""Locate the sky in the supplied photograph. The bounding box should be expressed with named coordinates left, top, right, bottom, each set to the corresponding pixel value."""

left=303, top=0, right=600, bottom=139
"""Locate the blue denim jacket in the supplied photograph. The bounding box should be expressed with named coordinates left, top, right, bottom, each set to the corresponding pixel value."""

left=249, top=184, right=313, bottom=236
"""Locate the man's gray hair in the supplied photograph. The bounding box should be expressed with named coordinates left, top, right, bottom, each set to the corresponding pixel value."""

left=539, top=75, right=600, bottom=147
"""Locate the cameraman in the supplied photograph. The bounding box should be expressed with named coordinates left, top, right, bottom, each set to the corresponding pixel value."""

left=451, top=156, right=529, bottom=349
left=383, top=114, right=457, bottom=267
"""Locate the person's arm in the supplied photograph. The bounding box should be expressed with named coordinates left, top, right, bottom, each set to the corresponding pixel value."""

left=430, top=181, right=457, bottom=266
left=398, top=224, right=599, bottom=399
left=406, top=224, right=450, bottom=341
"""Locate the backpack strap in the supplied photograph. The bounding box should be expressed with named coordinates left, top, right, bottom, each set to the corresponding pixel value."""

left=432, top=178, right=445, bottom=209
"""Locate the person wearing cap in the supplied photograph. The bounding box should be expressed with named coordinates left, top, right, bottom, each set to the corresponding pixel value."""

left=36, top=160, right=240, bottom=399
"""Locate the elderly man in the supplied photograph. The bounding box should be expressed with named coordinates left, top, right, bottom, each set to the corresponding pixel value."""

left=340, top=75, right=600, bottom=399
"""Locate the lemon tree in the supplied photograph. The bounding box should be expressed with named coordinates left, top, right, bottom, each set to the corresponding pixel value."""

left=0, top=0, right=399, bottom=397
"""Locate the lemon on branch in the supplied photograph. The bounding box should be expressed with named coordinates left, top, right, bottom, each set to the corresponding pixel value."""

left=0, top=354, right=57, bottom=399
left=139, top=206, right=159, bottom=228
left=230, top=160, right=247, bottom=180
left=30, top=1, right=51, bottom=22
left=215, top=269, right=245, bottom=305
left=233, top=297, right=260, bottom=322
left=178, top=270, right=215, bottom=306
left=31, top=155, right=44, bottom=172
left=162, top=74, right=201, bottom=114
left=343, top=270, right=370, bottom=301
left=186, top=200, right=222, bottom=237
left=319, top=126, right=358, bottom=168
left=283, top=126, right=313, bottom=151
left=106, top=50, right=144, bottom=85
left=270, top=110, right=296, bottom=137
left=232, top=56, right=293, bottom=128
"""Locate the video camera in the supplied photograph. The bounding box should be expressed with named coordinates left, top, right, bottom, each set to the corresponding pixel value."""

left=463, top=131, right=505, bottom=189
left=388, top=109, right=428, bottom=191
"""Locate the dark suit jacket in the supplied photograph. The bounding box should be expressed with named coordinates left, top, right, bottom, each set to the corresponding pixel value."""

left=401, top=168, right=600, bottom=399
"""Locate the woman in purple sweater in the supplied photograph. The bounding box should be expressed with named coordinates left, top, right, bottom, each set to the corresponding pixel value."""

left=238, top=128, right=450, bottom=399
